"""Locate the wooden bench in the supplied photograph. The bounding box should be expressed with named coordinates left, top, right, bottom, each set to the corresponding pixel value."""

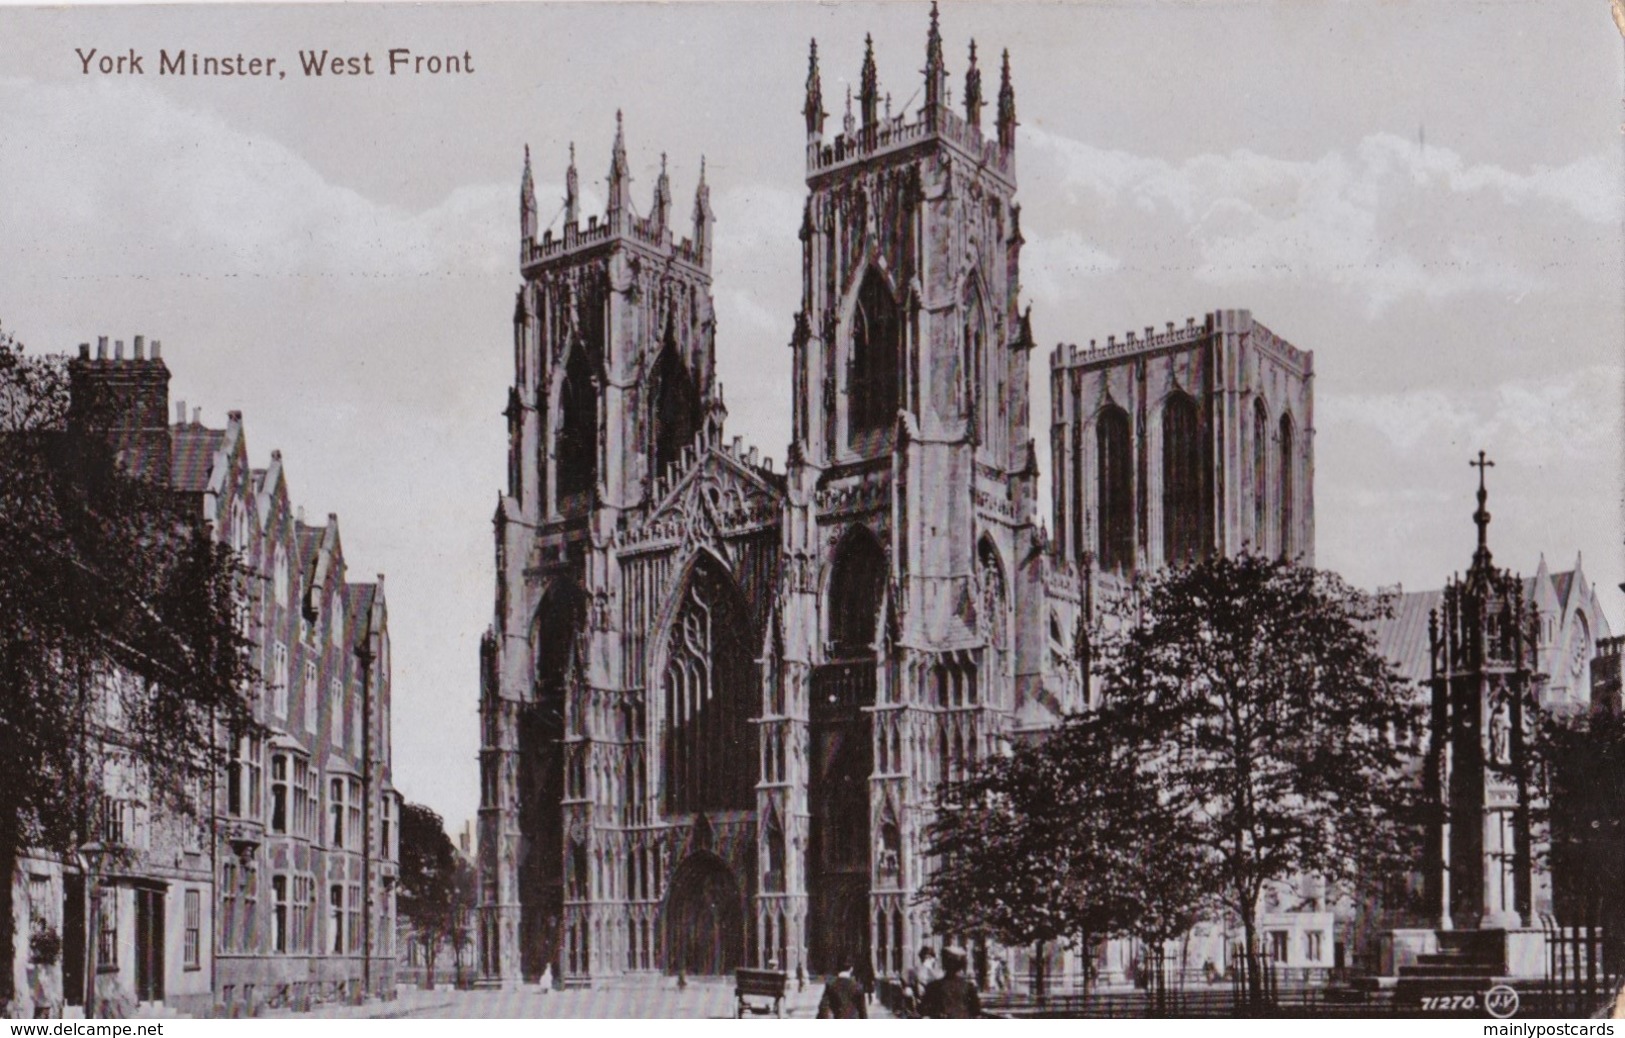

left=735, top=968, right=787, bottom=1018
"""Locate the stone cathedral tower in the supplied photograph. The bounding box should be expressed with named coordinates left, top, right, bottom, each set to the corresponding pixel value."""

left=779, top=8, right=1042, bottom=978
left=476, top=4, right=1315, bottom=991
left=479, top=116, right=744, bottom=986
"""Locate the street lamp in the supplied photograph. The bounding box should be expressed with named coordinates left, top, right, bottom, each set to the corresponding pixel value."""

left=76, top=840, right=106, bottom=1020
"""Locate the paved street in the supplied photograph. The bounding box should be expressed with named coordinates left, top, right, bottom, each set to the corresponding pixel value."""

left=265, top=978, right=893, bottom=1019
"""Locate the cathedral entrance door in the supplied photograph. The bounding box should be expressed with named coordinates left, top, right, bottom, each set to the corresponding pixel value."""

left=662, top=853, right=744, bottom=976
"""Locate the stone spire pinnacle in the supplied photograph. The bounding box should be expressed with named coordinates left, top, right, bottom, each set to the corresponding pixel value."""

left=924, top=1, right=946, bottom=124
left=652, top=151, right=671, bottom=234
left=964, top=40, right=984, bottom=128
left=520, top=144, right=537, bottom=240
left=692, top=155, right=713, bottom=267
left=860, top=33, right=879, bottom=139
left=997, top=48, right=1017, bottom=151
left=607, top=110, right=630, bottom=220
left=804, top=38, right=826, bottom=138
left=1470, top=449, right=1496, bottom=574
left=565, top=141, right=579, bottom=225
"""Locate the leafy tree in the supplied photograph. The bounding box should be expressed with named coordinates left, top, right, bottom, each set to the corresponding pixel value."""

left=922, top=710, right=1209, bottom=1003
left=398, top=802, right=460, bottom=988
left=0, top=328, right=260, bottom=1012
left=1539, top=708, right=1625, bottom=961
left=1094, top=552, right=1420, bottom=1007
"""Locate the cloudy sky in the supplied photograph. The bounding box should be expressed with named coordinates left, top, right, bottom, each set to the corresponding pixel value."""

left=1, top=1, right=1619, bottom=831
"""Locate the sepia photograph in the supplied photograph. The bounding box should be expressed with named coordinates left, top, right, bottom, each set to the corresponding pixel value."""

left=0, top=0, right=1621, bottom=1022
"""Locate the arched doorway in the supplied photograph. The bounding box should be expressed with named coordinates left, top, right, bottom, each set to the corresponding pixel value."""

left=662, top=853, right=746, bottom=976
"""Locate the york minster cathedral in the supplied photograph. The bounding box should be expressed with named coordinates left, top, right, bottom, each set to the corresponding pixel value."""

left=475, top=7, right=1315, bottom=986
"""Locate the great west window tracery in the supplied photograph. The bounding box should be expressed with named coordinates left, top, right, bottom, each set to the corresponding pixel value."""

left=848, top=269, right=903, bottom=451
left=662, top=556, right=757, bottom=815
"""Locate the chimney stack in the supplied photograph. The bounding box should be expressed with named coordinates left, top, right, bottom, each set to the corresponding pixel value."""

left=78, top=343, right=90, bottom=360
left=192, top=406, right=200, bottom=425
left=151, top=340, right=161, bottom=359
left=175, top=401, right=186, bottom=424
left=96, top=336, right=108, bottom=359
left=134, top=335, right=145, bottom=359
left=114, top=340, right=124, bottom=360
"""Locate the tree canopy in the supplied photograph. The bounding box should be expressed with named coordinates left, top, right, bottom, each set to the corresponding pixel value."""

left=398, top=801, right=474, bottom=986
left=922, top=552, right=1420, bottom=1002
left=0, top=328, right=259, bottom=1011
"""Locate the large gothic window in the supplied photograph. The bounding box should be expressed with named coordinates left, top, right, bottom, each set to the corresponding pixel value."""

left=652, top=329, right=701, bottom=479
left=1161, top=391, right=1205, bottom=567
left=1097, top=405, right=1134, bottom=574
left=848, top=269, right=903, bottom=452
left=828, top=526, right=886, bottom=659
left=1278, top=413, right=1295, bottom=560
left=556, top=344, right=598, bottom=502
left=662, top=556, right=757, bottom=815
left=1253, top=399, right=1269, bottom=554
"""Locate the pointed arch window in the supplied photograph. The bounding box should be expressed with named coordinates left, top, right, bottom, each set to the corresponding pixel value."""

left=652, top=326, right=701, bottom=478
left=828, top=527, right=886, bottom=659
left=849, top=269, right=903, bottom=451
left=1278, top=413, right=1295, bottom=560
left=962, top=278, right=987, bottom=434
left=1253, top=399, right=1269, bottom=554
left=1097, top=404, right=1133, bottom=573
left=1161, top=392, right=1205, bottom=567
left=557, top=344, right=598, bottom=502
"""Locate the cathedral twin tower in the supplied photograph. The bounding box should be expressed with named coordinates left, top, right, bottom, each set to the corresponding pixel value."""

left=477, top=5, right=1314, bottom=987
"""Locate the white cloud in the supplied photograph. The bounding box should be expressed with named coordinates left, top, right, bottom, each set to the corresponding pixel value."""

left=1022, top=125, right=1617, bottom=315
left=1023, top=230, right=1121, bottom=302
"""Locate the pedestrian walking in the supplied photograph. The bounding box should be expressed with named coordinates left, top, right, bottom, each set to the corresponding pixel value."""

left=904, top=945, right=942, bottom=1017
left=920, top=946, right=981, bottom=1019
left=815, top=958, right=868, bottom=1019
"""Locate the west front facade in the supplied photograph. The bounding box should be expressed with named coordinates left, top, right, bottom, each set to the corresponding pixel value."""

left=475, top=6, right=1318, bottom=990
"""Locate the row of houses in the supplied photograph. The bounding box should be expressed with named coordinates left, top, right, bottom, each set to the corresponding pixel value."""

left=7, top=337, right=400, bottom=1018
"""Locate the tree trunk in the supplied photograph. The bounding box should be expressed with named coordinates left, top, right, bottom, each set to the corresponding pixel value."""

left=1033, top=940, right=1046, bottom=1006
left=423, top=935, right=438, bottom=991
left=1241, top=912, right=1260, bottom=1013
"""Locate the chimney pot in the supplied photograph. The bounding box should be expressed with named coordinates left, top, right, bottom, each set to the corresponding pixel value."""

left=151, top=340, right=161, bottom=359
left=97, top=336, right=108, bottom=359
left=134, top=335, right=145, bottom=359
left=114, top=340, right=124, bottom=360
left=78, top=343, right=90, bottom=359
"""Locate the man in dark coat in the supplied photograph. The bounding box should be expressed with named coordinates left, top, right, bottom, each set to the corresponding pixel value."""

left=816, top=958, right=868, bottom=1019
left=921, top=946, right=981, bottom=1019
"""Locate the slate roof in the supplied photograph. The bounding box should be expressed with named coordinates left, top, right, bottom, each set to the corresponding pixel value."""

left=1369, top=589, right=1443, bottom=688
left=169, top=425, right=225, bottom=493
